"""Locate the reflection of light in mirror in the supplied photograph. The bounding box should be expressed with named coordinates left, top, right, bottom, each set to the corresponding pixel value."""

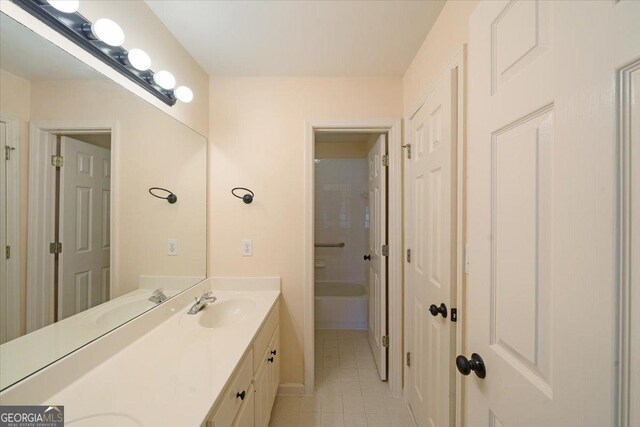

left=175, top=86, right=193, bottom=103
left=127, top=48, right=151, bottom=71
left=153, top=70, right=176, bottom=90
left=92, top=18, right=125, bottom=47
left=46, top=0, right=79, bottom=13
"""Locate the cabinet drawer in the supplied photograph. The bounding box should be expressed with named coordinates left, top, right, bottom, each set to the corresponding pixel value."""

left=209, top=348, right=254, bottom=427
left=253, top=302, right=279, bottom=371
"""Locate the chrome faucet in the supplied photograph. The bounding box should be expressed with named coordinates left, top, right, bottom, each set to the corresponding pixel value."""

left=187, top=290, right=217, bottom=314
left=148, top=288, right=168, bottom=305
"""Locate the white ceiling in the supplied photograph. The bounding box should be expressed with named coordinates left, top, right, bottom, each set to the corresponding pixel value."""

left=145, top=0, right=446, bottom=76
left=0, top=13, right=102, bottom=81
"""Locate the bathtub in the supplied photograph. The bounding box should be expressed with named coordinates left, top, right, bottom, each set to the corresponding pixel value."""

left=315, top=281, right=368, bottom=330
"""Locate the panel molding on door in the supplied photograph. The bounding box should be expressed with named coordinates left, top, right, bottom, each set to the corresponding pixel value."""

left=467, top=0, right=640, bottom=425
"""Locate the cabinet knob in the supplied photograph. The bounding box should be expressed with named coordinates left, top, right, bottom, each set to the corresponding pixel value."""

left=271, top=349, right=277, bottom=355
left=236, top=390, right=246, bottom=400
left=268, top=357, right=274, bottom=363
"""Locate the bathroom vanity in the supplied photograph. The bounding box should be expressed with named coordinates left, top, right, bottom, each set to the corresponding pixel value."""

left=0, top=277, right=281, bottom=427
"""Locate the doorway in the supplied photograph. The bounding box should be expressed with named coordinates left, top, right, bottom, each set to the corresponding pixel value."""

left=304, top=119, right=403, bottom=397
left=313, top=131, right=388, bottom=385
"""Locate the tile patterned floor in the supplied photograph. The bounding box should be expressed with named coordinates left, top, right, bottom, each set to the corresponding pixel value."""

left=268, top=329, right=416, bottom=427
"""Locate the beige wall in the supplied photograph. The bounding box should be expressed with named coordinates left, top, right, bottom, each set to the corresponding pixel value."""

left=0, top=69, right=31, bottom=334
left=402, top=0, right=478, bottom=114
left=209, top=77, right=402, bottom=385
left=77, top=0, right=209, bottom=136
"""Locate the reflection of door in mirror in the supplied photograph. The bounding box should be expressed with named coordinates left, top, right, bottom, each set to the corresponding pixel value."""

left=0, top=115, right=20, bottom=345
left=58, top=135, right=111, bottom=320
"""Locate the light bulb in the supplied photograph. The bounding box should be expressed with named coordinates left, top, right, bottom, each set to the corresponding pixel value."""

left=47, top=0, right=79, bottom=13
left=91, top=18, right=125, bottom=47
left=175, top=86, right=193, bottom=103
left=153, top=70, right=176, bottom=90
left=127, top=48, right=151, bottom=71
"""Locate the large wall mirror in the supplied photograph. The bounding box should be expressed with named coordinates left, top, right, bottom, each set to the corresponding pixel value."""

left=0, top=12, right=207, bottom=390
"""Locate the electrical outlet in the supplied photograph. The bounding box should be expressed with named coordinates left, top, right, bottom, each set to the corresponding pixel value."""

left=241, top=239, right=253, bottom=256
left=168, top=239, right=178, bottom=256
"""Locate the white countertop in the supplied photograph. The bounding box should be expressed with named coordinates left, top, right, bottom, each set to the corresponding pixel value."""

left=43, top=279, right=280, bottom=427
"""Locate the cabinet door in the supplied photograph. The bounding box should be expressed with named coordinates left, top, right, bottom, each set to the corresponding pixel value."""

left=253, top=358, right=269, bottom=427
left=232, top=385, right=255, bottom=427
left=268, top=328, right=280, bottom=405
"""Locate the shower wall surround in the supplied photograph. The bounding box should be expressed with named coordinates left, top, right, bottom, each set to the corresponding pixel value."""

left=314, top=159, right=369, bottom=284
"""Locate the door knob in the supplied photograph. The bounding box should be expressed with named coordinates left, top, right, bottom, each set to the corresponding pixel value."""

left=428, top=303, right=447, bottom=318
left=456, top=353, right=486, bottom=379
left=364, top=254, right=371, bottom=261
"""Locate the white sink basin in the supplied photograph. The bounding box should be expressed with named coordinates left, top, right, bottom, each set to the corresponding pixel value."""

left=186, top=298, right=257, bottom=329
left=66, top=414, right=142, bottom=427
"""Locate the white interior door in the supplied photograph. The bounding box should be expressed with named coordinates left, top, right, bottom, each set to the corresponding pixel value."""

left=59, top=136, right=111, bottom=320
left=0, top=121, right=8, bottom=343
left=467, top=1, right=640, bottom=426
left=407, top=69, right=455, bottom=427
left=367, top=134, right=387, bottom=380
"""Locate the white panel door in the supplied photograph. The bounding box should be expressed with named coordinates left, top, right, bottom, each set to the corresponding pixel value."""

left=467, top=1, right=640, bottom=426
left=367, top=134, right=387, bottom=380
left=59, top=136, right=111, bottom=320
left=407, top=68, right=454, bottom=427
left=0, top=121, right=7, bottom=344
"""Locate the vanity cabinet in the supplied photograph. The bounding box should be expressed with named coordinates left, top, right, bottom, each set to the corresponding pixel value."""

left=207, top=302, right=279, bottom=427
left=254, top=328, right=279, bottom=427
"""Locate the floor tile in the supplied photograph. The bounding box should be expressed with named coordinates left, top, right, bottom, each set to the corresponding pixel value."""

left=366, top=413, right=392, bottom=427
left=321, top=413, right=344, bottom=427
left=343, top=413, right=368, bottom=427
left=321, top=395, right=343, bottom=413
left=342, top=395, right=365, bottom=413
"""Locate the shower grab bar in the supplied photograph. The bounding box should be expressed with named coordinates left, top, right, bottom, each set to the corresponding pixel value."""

left=315, top=242, right=345, bottom=248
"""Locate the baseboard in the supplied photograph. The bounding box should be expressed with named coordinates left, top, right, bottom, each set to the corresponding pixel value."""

left=277, top=383, right=305, bottom=395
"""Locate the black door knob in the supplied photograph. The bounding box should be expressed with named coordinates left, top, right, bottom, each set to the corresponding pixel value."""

left=364, top=255, right=371, bottom=261
left=236, top=390, right=246, bottom=400
left=428, top=303, right=448, bottom=318
left=456, top=353, right=486, bottom=379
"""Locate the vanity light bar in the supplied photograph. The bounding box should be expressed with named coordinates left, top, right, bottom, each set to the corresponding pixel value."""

left=10, top=0, right=187, bottom=106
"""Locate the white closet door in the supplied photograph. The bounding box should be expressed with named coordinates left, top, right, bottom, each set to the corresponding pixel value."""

left=406, top=67, right=455, bottom=427
left=59, top=136, right=111, bottom=320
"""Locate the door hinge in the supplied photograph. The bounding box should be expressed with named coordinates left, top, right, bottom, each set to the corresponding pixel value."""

left=51, top=155, right=64, bottom=168
left=406, top=248, right=411, bottom=263
left=406, top=352, right=411, bottom=367
left=451, top=308, right=458, bottom=322
left=382, top=244, right=389, bottom=257
left=5, top=245, right=10, bottom=260
left=49, top=242, right=62, bottom=254
left=382, top=154, right=389, bottom=167
left=5, top=145, right=15, bottom=161
left=402, top=144, right=412, bottom=159
left=382, top=335, right=389, bottom=348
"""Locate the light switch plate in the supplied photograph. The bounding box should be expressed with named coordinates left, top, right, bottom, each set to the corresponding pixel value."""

left=168, top=239, right=178, bottom=256
left=241, top=239, right=253, bottom=256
